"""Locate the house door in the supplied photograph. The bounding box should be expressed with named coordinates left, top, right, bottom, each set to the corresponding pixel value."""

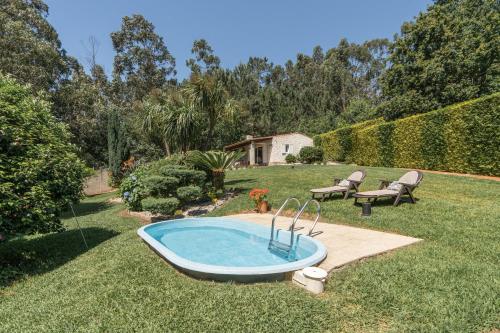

left=255, top=146, right=263, bottom=165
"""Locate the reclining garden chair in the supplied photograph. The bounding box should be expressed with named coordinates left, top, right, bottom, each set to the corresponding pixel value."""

left=353, top=170, right=423, bottom=206
left=310, top=170, right=366, bottom=201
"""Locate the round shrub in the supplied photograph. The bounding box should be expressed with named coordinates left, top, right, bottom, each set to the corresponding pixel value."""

left=141, top=197, right=179, bottom=215
left=285, top=154, right=297, bottom=164
left=159, top=166, right=206, bottom=187
left=176, top=185, right=202, bottom=204
left=119, top=173, right=146, bottom=211
left=298, top=146, right=324, bottom=164
left=0, top=76, right=89, bottom=237
left=142, top=176, right=179, bottom=197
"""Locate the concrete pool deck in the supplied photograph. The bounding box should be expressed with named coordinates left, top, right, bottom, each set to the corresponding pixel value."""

left=227, top=213, right=422, bottom=272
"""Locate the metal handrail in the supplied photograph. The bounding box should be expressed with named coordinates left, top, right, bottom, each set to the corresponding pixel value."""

left=270, top=197, right=301, bottom=242
left=289, top=199, right=321, bottom=248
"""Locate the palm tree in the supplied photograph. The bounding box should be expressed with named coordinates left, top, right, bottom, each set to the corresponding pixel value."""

left=140, top=99, right=173, bottom=155
left=189, top=150, right=245, bottom=190
left=183, top=74, right=239, bottom=149
left=141, top=91, right=201, bottom=155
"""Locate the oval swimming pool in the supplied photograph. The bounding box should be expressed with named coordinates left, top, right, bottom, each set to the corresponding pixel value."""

left=137, top=217, right=327, bottom=282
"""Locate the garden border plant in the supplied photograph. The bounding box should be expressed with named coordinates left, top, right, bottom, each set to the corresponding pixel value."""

left=318, top=93, right=500, bottom=175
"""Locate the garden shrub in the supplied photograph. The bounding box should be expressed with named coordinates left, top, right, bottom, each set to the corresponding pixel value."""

left=298, top=146, right=324, bottom=164
left=285, top=154, right=297, bottom=164
left=119, top=173, right=145, bottom=211
left=120, top=159, right=207, bottom=212
left=142, top=176, right=179, bottom=197
left=141, top=197, right=179, bottom=215
left=0, top=76, right=89, bottom=237
left=159, top=166, right=206, bottom=187
left=176, top=186, right=202, bottom=204
left=312, top=135, right=322, bottom=147
left=319, top=93, right=500, bottom=175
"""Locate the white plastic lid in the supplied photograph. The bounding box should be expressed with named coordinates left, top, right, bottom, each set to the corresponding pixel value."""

left=303, top=266, right=327, bottom=280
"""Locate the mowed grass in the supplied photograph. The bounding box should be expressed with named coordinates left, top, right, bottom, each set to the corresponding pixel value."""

left=1, top=164, right=499, bottom=332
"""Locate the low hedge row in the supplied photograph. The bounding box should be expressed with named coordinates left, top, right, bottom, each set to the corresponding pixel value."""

left=318, top=93, right=500, bottom=175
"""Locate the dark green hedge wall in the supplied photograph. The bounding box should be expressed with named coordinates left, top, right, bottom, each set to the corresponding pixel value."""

left=319, top=93, right=500, bottom=176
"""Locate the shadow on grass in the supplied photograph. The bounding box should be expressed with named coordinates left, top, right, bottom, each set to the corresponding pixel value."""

left=61, top=201, right=112, bottom=219
left=0, top=227, right=118, bottom=288
left=353, top=197, right=421, bottom=207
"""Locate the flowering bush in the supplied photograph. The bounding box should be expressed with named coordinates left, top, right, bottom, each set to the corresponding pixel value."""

left=119, top=173, right=145, bottom=211
left=249, top=188, right=269, bottom=206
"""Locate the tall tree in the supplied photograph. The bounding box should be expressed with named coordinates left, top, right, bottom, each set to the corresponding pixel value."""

left=53, top=59, right=109, bottom=166
left=111, top=14, right=176, bottom=102
left=0, top=0, right=69, bottom=92
left=379, top=0, right=500, bottom=120
left=186, top=39, right=221, bottom=76
left=108, top=107, right=129, bottom=185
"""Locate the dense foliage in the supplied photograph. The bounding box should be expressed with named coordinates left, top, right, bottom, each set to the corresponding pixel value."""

left=285, top=154, right=297, bottom=164
left=141, top=197, right=179, bottom=215
left=379, top=0, right=499, bottom=120
left=119, top=158, right=207, bottom=213
left=0, top=0, right=69, bottom=92
left=107, top=107, right=129, bottom=185
left=298, top=146, right=324, bottom=164
left=188, top=151, right=245, bottom=190
left=0, top=0, right=498, bottom=179
left=0, top=76, right=88, bottom=236
left=319, top=93, right=500, bottom=175
left=319, top=118, right=384, bottom=162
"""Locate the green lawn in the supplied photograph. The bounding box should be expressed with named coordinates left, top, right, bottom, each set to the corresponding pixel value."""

left=1, top=165, right=499, bottom=332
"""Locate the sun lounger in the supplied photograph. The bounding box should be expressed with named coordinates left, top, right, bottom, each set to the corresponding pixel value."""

left=353, top=170, right=423, bottom=206
left=310, top=170, right=366, bottom=200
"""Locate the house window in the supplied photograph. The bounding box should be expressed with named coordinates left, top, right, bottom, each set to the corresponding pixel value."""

left=282, top=144, right=293, bottom=156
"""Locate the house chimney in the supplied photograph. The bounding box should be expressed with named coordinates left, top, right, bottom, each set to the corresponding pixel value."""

left=246, top=135, right=253, bottom=140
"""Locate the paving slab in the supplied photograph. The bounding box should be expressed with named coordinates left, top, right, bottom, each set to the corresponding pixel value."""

left=225, top=213, right=422, bottom=272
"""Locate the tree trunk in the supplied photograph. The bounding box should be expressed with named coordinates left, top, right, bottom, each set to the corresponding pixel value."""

left=164, top=141, right=171, bottom=156
left=212, top=170, right=225, bottom=190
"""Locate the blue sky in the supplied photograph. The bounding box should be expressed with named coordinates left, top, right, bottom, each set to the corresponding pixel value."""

left=45, top=0, right=432, bottom=80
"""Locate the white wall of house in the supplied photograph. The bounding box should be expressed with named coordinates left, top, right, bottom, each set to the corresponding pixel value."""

left=269, top=133, right=313, bottom=164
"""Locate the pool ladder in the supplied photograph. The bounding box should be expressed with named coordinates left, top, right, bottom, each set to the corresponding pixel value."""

left=268, top=198, right=322, bottom=258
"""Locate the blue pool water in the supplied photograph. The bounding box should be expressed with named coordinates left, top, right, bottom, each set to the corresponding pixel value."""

left=138, top=217, right=327, bottom=282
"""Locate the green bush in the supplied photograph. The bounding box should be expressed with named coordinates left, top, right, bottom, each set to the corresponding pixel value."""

left=0, top=76, right=89, bottom=237
left=159, top=166, right=206, bottom=187
left=176, top=186, right=202, bottom=204
left=119, top=173, right=145, bottom=211
left=319, top=93, right=500, bottom=175
left=298, top=146, right=324, bottom=164
left=285, top=154, right=297, bottom=164
left=120, top=160, right=207, bottom=212
left=141, top=197, right=179, bottom=215
left=142, top=176, right=179, bottom=197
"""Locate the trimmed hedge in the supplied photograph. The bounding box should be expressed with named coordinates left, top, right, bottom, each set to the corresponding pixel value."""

left=319, top=118, right=384, bottom=162
left=142, top=176, right=179, bottom=197
left=159, top=166, right=206, bottom=187
left=319, top=93, right=500, bottom=175
left=176, top=185, right=202, bottom=204
left=141, top=197, right=179, bottom=215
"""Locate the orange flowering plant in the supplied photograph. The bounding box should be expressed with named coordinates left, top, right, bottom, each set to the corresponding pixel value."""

left=249, top=188, right=269, bottom=207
